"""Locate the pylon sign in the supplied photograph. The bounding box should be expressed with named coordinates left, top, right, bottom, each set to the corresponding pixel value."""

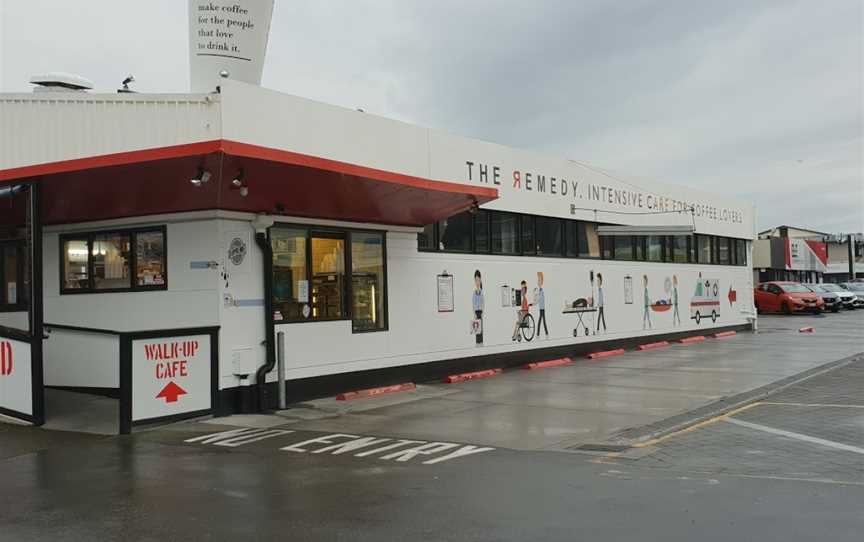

left=0, top=338, right=33, bottom=416
left=132, top=334, right=212, bottom=422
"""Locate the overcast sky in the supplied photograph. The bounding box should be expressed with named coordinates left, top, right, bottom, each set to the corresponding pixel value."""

left=1, top=0, right=861, bottom=233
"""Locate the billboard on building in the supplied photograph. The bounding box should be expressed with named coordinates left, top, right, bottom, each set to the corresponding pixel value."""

left=785, top=238, right=827, bottom=272
left=188, top=0, right=275, bottom=92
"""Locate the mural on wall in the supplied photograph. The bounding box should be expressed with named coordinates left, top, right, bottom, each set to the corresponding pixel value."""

left=535, top=272, right=549, bottom=338
left=471, top=270, right=484, bottom=345
left=561, top=270, right=597, bottom=337
left=642, top=275, right=652, bottom=329
left=511, top=279, right=534, bottom=342
left=690, top=273, right=721, bottom=324
left=596, top=272, right=607, bottom=333
left=624, top=275, right=634, bottom=304
left=673, top=275, right=681, bottom=326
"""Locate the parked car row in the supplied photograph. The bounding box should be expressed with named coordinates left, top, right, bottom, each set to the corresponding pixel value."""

left=753, top=281, right=864, bottom=314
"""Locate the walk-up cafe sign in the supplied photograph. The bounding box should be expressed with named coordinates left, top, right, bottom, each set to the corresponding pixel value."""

left=188, top=0, right=275, bottom=92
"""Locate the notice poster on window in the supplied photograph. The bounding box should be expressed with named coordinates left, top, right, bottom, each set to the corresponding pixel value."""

left=437, top=274, right=454, bottom=312
left=188, top=0, right=275, bottom=92
left=297, top=280, right=309, bottom=303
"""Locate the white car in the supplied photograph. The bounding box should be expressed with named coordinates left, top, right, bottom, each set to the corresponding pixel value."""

left=838, top=282, right=864, bottom=308
left=818, top=283, right=860, bottom=309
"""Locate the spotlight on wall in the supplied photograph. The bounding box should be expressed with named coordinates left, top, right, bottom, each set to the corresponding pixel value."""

left=190, top=167, right=212, bottom=187
left=229, top=170, right=248, bottom=197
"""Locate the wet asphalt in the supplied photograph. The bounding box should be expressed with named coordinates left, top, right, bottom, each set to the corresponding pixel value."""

left=0, top=311, right=862, bottom=541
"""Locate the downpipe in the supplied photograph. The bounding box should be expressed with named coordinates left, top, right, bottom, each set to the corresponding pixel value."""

left=254, top=227, right=277, bottom=412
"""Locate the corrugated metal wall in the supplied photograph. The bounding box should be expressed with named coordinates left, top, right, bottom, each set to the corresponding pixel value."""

left=0, top=93, right=220, bottom=171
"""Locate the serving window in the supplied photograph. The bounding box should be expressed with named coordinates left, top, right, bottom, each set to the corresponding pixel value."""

left=271, top=225, right=387, bottom=332
left=59, top=227, right=167, bottom=294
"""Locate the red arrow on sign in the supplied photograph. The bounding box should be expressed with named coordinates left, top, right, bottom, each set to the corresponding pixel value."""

left=156, top=381, right=187, bottom=403
left=728, top=286, right=737, bottom=306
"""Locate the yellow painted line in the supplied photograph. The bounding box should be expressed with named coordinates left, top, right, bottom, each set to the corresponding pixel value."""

left=631, top=402, right=764, bottom=449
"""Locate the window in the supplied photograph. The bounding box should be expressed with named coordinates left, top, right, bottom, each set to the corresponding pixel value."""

left=491, top=212, right=520, bottom=255
left=671, top=236, right=690, bottom=263
left=521, top=215, right=535, bottom=255
left=351, top=232, right=386, bottom=332
left=418, top=224, right=435, bottom=251
left=613, top=236, right=633, bottom=260
left=647, top=236, right=664, bottom=262
left=634, top=236, right=646, bottom=261
left=272, top=226, right=388, bottom=332
left=60, top=227, right=166, bottom=294
left=1, top=243, right=26, bottom=312
left=473, top=210, right=490, bottom=253
left=535, top=217, right=563, bottom=256
left=718, top=237, right=730, bottom=265
left=437, top=212, right=472, bottom=252
left=272, top=227, right=308, bottom=322
left=736, top=239, right=747, bottom=266
left=696, top=235, right=712, bottom=264
left=574, top=222, right=600, bottom=258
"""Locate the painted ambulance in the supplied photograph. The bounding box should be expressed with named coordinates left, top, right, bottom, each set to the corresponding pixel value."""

left=690, top=278, right=721, bottom=324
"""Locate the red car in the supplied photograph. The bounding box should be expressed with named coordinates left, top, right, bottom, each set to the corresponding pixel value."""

left=754, top=281, right=825, bottom=314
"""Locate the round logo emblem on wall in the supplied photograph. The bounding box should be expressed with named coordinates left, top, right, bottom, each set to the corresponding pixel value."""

left=228, top=237, right=247, bottom=266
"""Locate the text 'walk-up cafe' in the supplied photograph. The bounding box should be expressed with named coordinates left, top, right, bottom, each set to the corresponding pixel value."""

left=0, top=0, right=756, bottom=433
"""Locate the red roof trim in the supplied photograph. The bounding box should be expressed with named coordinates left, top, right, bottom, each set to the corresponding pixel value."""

left=0, top=139, right=498, bottom=202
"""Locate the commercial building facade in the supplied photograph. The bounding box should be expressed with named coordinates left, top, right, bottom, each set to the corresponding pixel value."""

left=0, top=81, right=756, bottom=431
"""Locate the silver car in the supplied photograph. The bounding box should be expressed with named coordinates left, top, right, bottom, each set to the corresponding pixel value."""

left=818, top=283, right=859, bottom=309
left=838, top=282, right=864, bottom=308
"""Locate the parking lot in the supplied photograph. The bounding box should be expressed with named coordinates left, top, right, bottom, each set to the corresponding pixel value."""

left=1, top=310, right=862, bottom=541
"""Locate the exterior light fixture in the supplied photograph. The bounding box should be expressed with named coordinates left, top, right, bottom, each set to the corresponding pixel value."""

left=190, top=167, right=212, bottom=187
left=230, top=170, right=248, bottom=197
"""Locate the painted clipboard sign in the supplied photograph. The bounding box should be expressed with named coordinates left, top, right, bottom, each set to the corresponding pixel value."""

left=437, top=273, right=454, bottom=313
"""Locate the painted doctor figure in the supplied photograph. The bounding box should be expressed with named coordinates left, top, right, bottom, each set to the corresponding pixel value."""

left=642, top=275, right=652, bottom=329
left=596, top=273, right=606, bottom=333
left=473, top=270, right=485, bottom=345
left=536, top=272, right=548, bottom=338
left=672, top=275, right=680, bottom=326
left=512, top=280, right=529, bottom=341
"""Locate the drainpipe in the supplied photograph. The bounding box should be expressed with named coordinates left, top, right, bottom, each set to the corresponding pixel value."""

left=253, top=216, right=276, bottom=412
left=849, top=235, right=855, bottom=281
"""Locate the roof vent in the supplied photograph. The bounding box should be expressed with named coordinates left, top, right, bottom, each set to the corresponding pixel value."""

left=29, top=72, right=94, bottom=93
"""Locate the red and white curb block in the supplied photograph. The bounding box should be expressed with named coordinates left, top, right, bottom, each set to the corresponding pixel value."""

left=799, top=326, right=815, bottom=333
left=713, top=331, right=737, bottom=339
left=587, top=348, right=626, bottom=360
left=678, top=335, right=707, bottom=345
left=336, top=383, right=416, bottom=401
left=636, top=341, right=670, bottom=351
left=523, top=357, right=573, bottom=370
left=444, top=368, right=502, bottom=383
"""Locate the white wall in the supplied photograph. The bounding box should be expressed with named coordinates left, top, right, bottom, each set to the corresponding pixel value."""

left=43, top=328, right=119, bottom=388
left=0, top=312, right=28, bottom=330
left=272, top=231, right=755, bottom=381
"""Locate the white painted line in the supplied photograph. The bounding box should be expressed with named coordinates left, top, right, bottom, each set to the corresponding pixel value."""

left=726, top=418, right=864, bottom=455
left=761, top=402, right=864, bottom=409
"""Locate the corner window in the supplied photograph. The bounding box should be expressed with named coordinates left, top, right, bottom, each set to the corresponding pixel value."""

left=418, top=224, right=436, bottom=251
left=60, top=227, right=166, bottom=294
left=437, top=212, right=472, bottom=252
left=736, top=239, right=747, bottom=266
left=272, top=226, right=388, bottom=332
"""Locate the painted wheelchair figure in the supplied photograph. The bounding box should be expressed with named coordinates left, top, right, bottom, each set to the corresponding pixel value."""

left=516, top=310, right=536, bottom=342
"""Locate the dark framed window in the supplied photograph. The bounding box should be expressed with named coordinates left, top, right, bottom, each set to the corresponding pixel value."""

left=473, top=210, right=490, bottom=254
left=271, top=225, right=387, bottom=332
left=575, top=222, right=601, bottom=259
left=736, top=239, right=747, bottom=266
left=647, top=235, right=664, bottom=262
left=634, top=236, right=646, bottom=261
left=418, top=224, right=436, bottom=251
left=613, top=236, right=634, bottom=260
left=696, top=235, right=712, bottom=264
left=718, top=237, right=731, bottom=265
left=535, top=217, right=563, bottom=256
left=671, top=236, right=690, bottom=263
left=59, top=227, right=167, bottom=294
left=491, top=212, right=520, bottom=255
left=0, top=242, right=27, bottom=312
left=521, top=215, right=535, bottom=255
left=437, top=212, right=473, bottom=252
